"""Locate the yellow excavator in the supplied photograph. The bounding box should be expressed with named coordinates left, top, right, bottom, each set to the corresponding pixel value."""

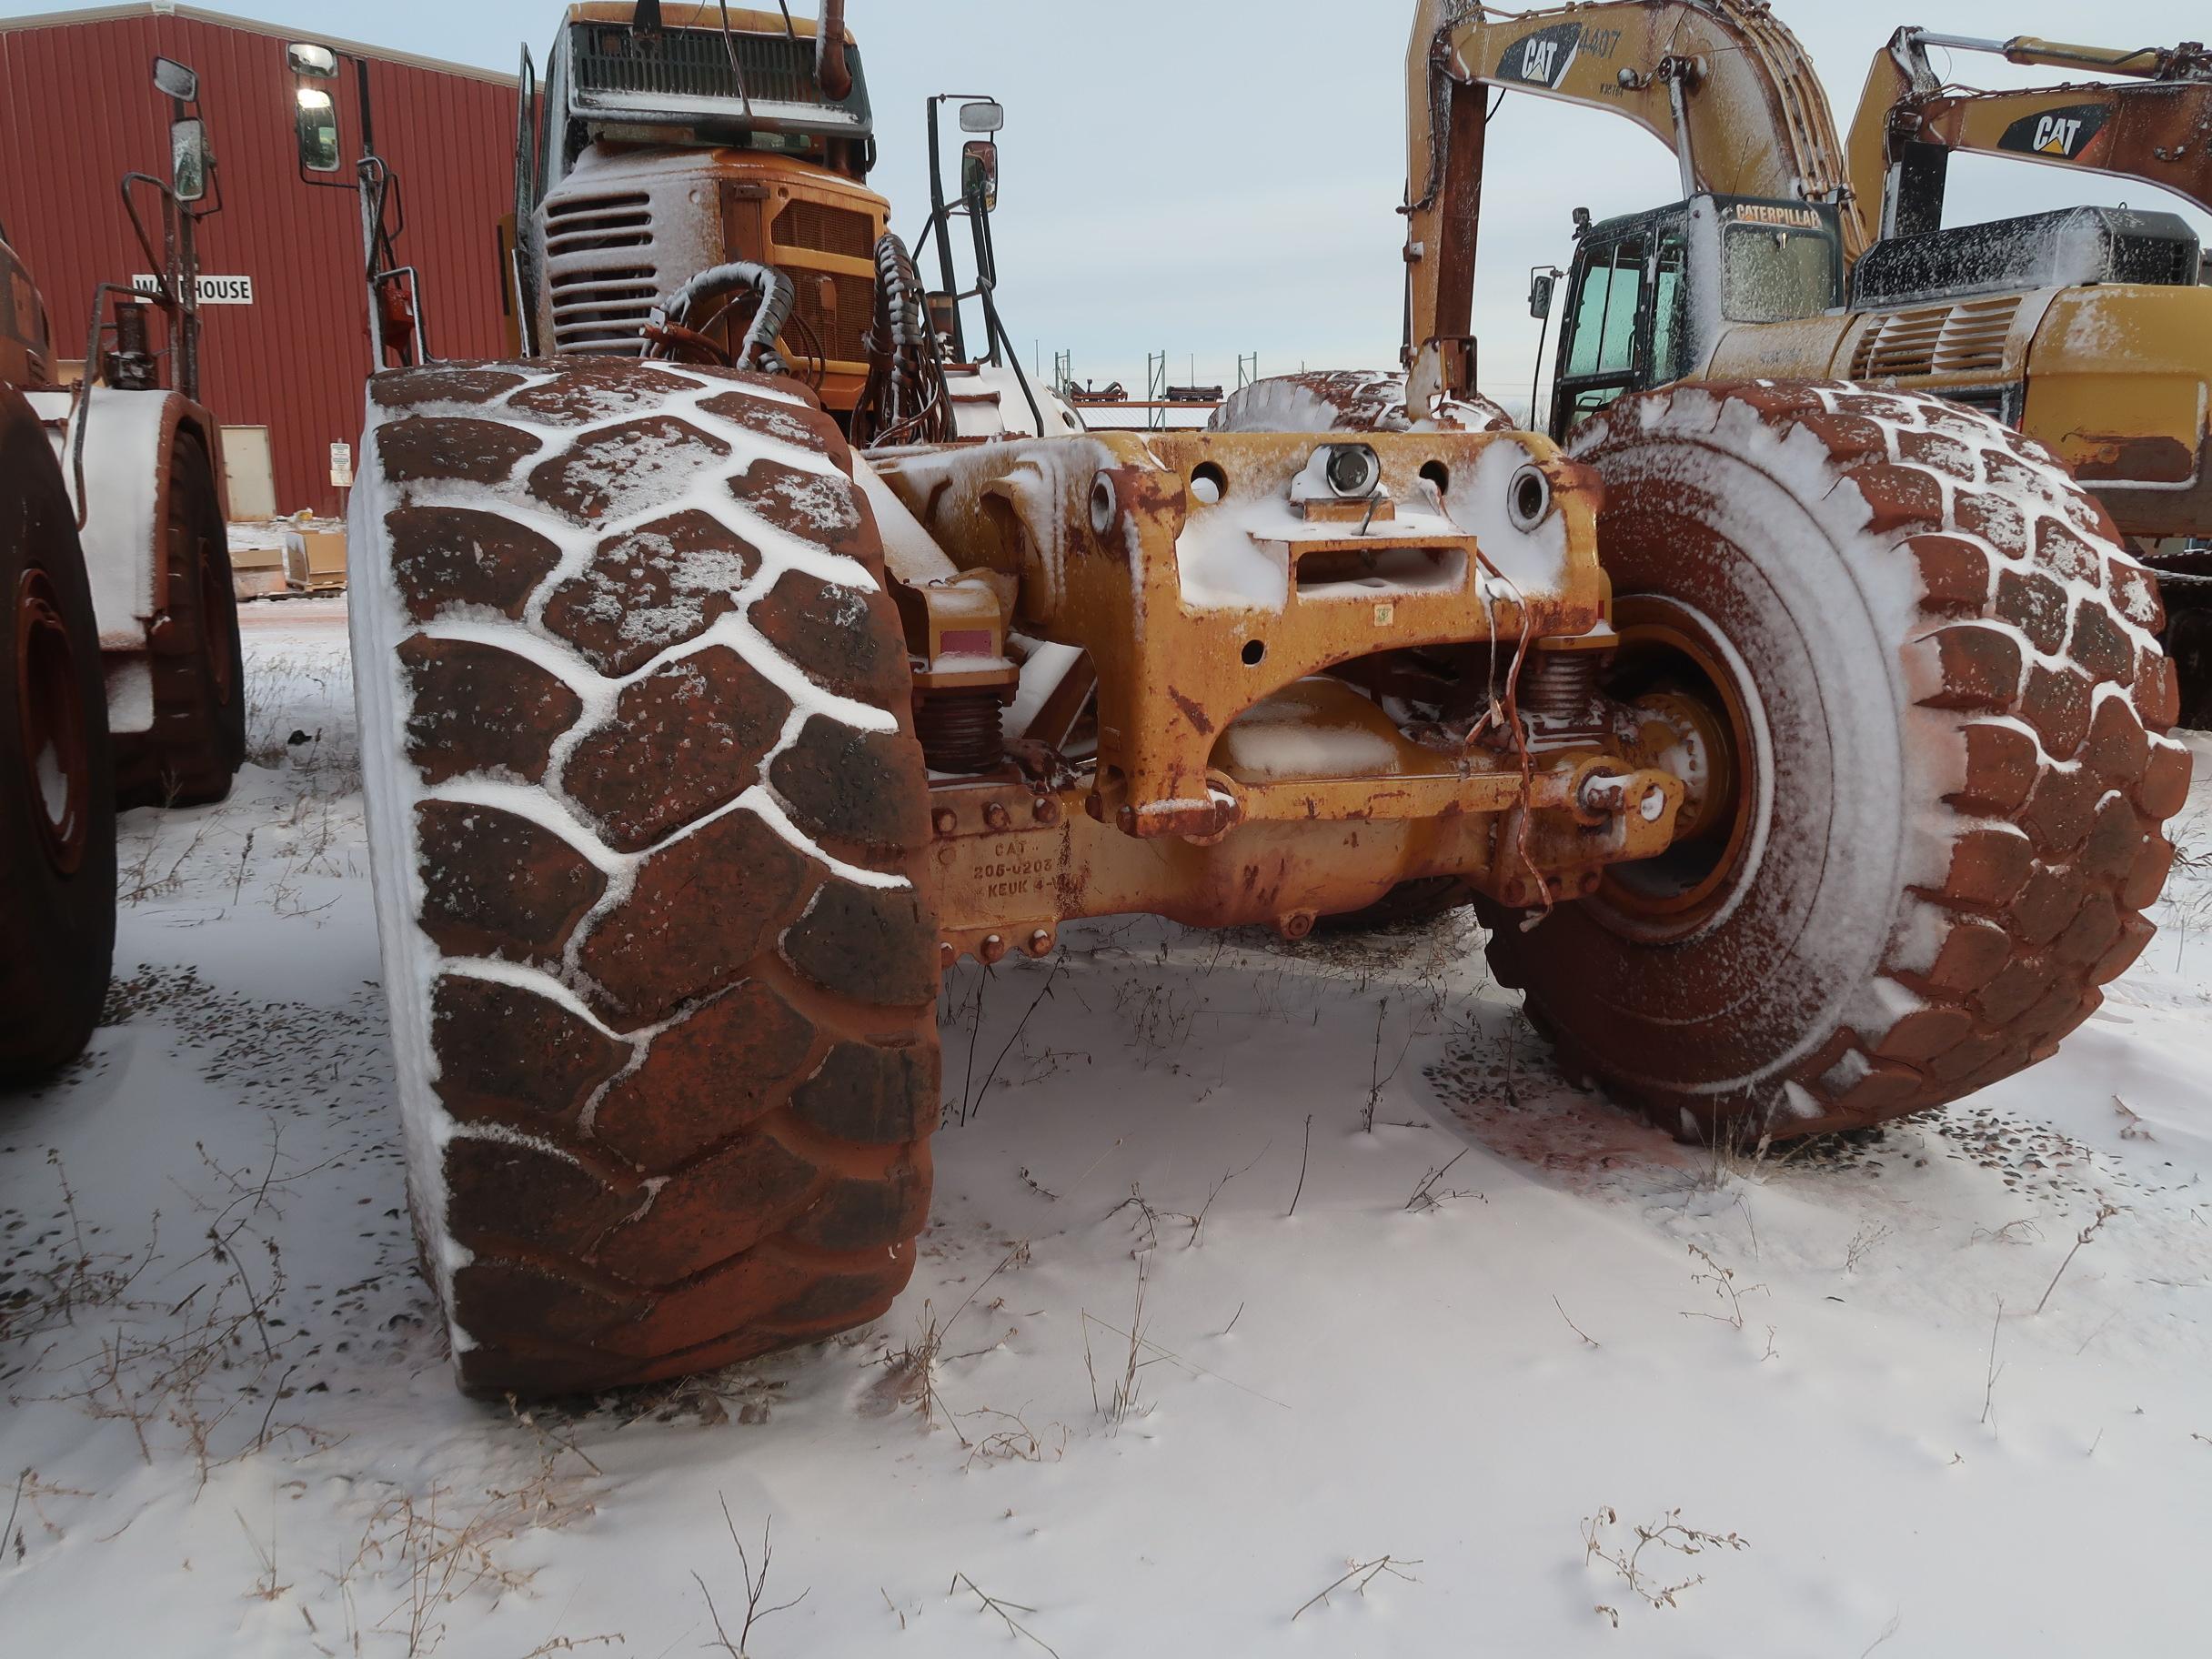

left=1845, top=28, right=2212, bottom=246
left=1840, top=25, right=2212, bottom=709
left=1388, top=0, right=2212, bottom=723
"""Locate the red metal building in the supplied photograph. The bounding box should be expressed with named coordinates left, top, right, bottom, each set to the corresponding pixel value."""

left=0, top=4, right=517, bottom=517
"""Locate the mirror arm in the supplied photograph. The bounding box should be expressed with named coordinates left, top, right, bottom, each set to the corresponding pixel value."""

left=924, top=99, right=965, bottom=358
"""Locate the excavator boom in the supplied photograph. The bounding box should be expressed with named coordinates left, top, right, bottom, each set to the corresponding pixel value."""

left=1849, top=28, right=2212, bottom=242
left=1405, top=0, right=1856, bottom=399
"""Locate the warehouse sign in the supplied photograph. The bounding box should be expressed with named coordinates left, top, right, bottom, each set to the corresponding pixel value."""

left=131, top=273, right=256, bottom=306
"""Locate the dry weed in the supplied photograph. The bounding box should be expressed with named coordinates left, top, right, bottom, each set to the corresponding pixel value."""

left=1292, top=1554, right=1423, bottom=1621
left=694, top=1499, right=807, bottom=1657
left=2034, top=1200, right=2122, bottom=1315
left=1845, top=1223, right=1893, bottom=1274
left=1583, top=1506, right=1749, bottom=1623
left=334, top=1446, right=599, bottom=1658
left=948, top=1572, right=1060, bottom=1657
left=1081, top=1259, right=1151, bottom=1430
left=1681, top=1242, right=1768, bottom=1332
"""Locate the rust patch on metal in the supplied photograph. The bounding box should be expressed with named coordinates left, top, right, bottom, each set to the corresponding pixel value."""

left=2067, top=432, right=2197, bottom=485
left=1169, top=687, right=1214, bottom=735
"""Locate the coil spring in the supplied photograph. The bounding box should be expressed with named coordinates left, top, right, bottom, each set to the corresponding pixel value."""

left=915, top=689, right=1005, bottom=774
left=1518, top=650, right=1606, bottom=746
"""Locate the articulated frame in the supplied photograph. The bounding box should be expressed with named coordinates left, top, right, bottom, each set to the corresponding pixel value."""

left=870, top=429, right=1686, bottom=963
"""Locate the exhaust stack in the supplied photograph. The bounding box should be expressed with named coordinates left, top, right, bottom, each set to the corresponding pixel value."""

left=818, top=0, right=852, bottom=100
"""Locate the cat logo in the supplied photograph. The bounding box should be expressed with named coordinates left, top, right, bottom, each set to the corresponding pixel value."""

left=1500, top=23, right=1584, bottom=91
left=2035, top=116, right=2085, bottom=155
left=1998, top=104, right=2113, bottom=163
left=1731, top=204, right=1825, bottom=231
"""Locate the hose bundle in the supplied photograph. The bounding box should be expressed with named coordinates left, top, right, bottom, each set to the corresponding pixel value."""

left=644, top=261, right=799, bottom=377
left=851, top=233, right=953, bottom=449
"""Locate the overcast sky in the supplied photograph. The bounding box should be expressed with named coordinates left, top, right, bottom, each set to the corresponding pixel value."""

left=9, top=0, right=2208, bottom=407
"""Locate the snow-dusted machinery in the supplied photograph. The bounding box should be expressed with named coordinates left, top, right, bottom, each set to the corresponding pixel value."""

left=1397, top=2, right=2212, bottom=725
left=2, top=58, right=245, bottom=1081
left=1834, top=26, right=2212, bottom=727
left=342, top=1, right=2186, bottom=1398
left=1226, top=0, right=2187, bottom=1171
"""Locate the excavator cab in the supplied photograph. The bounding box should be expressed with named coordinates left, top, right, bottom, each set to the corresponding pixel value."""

left=1548, top=195, right=1844, bottom=441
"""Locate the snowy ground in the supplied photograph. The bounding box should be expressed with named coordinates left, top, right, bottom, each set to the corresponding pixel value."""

left=3, top=599, right=2208, bottom=1657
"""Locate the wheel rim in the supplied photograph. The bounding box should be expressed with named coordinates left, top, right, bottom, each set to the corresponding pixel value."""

left=15, top=567, right=93, bottom=876
left=1594, top=595, right=1757, bottom=940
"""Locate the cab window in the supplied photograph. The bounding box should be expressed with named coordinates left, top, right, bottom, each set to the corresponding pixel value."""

left=1565, top=238, right=1645, bottom=377
left=1722, top=226, right=1838, bottom=323
left=1649, top=232, right=1692, bottom=383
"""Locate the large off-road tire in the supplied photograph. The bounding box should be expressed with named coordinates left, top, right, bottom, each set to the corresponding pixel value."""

left=351, top=360, right=941, bottom=1397
left=1, top=387, right=116, bottom=1080
left=114, top=432, right=245, bottom=808
left=1487, top=383, right=2189, bottom=1144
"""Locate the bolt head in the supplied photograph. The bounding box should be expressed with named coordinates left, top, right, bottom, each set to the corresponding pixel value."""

left=932, top=809, right=959, bottom=837
left=985, top=802, right=1011, bottom=830
left=980, top=934, right=1009, bottom=964
left=939, top=941, right=958, bottom=969
left=1033, top=795, right=1062, bottom=826
left=1028, top=929, right=1053, bottom=957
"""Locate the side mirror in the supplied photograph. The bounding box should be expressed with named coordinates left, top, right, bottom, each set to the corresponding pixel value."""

left=154, top=57, right=198, bottom=103
left=287, top=42, right=339, bottom=78
left=959, top=99, right=1005, bottom=136
left=961, top=140, right=999, bottom=213
left=171, top=117, right=210, bottom=203
left=1528, top=271, right=1557, bottom=320
left=296, top=88, right=343, bottom=173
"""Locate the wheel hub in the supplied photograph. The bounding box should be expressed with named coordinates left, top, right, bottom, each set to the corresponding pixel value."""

left=1594, top=596, right=1757, bottom=938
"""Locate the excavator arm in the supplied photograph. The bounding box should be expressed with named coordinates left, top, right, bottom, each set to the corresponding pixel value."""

left=1848, top=28, right=2212, bottom=242
left=1404, top=0, right=1856, bottom=403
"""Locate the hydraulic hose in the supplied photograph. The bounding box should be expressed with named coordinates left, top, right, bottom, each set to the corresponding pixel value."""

left=654, top=261, right=795, bottom=376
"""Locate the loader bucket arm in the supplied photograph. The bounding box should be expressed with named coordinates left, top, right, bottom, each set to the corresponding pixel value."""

left=1850, top=27, right=2212, bottom=243
left=1404, top=0, right=1859, bottom=396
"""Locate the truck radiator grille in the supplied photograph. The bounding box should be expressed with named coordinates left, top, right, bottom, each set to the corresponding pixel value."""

left=787, top=269, right=876, bottom=366
left=1850, top=297, right=2022, bottom=381
left=773, top=199, right=875, bottom=262
left=576, top=27, right=837, bottom=110
left=546, top=191, right=659, bottom=355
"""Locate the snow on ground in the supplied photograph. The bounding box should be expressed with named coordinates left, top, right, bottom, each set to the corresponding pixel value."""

left=3, top=599, right=2208, bottom=1657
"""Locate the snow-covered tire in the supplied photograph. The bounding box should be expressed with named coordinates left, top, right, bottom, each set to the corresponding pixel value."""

left=351, top=361, right=940, bottom=1397
left=115, top=431, right=244, bottom=808
left=1, top=387, right=116, bottom=1079
left=1486, top=382, right=2189, bottom=1144
left=1209, top=370, right=1512, bottom=435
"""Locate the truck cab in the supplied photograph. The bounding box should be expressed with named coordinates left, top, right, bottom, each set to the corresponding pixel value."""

left=518, top=4, right=888, bottom=410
